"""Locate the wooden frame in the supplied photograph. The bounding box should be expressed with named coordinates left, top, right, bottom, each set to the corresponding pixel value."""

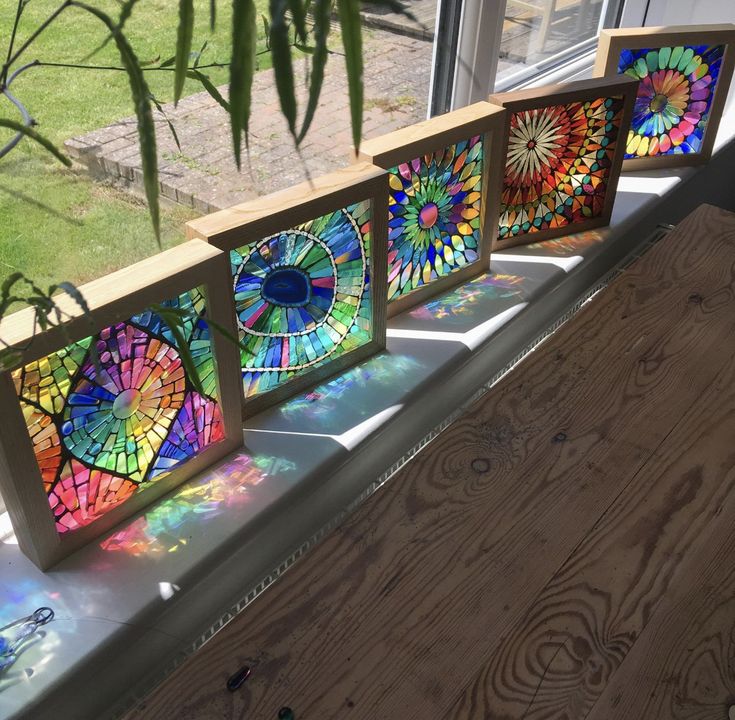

left=593, top=24, right=735, bottom=171
left=187, top=162, right=389, bottom=418
left=489, top=75, right=637, bottom=250
left=357, top=101, right=506, bottom=316
left=0, top=241, right=243, bottom=570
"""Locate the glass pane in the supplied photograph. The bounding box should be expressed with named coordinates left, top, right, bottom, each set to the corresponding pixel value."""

left=497, top=0, right=625, bottom=87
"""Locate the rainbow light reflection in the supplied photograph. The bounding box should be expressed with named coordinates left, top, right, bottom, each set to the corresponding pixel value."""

left=408, top=272, right=525, bottom=322
left=523, top=229, right=606, bottom=256
left=100, top=453, right=295, bottom=557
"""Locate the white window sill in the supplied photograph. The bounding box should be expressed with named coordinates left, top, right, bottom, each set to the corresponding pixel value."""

left=2, top=96, right=735, bottom=720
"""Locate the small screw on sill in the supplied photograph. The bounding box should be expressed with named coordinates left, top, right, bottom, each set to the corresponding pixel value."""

left=226, top=665, right=251, bottom=692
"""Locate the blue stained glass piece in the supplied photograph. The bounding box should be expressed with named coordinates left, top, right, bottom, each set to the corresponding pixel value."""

left=0, top=636, right=10, bottom=655
left=262, top=267, right=312, bottom=307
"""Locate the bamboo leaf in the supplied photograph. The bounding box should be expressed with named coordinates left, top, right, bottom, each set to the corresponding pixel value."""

left=174, top=0, right=195, bottom=104
left=153, top=305, right=205, bottom=395
left=149, top=94, right=182, bottom=150
left=187, top=70, right=231, bottom=113
left=0, top=120, right=71, bottom=166
left=210, top=0, right=216, bottom=30
left=337, top=0, right=363, bottom=152
left=159, top=55, right=177, bottom=68
left=287, top=0, right=308, bottom=44
left=296, top=0, right=330, bottom=143
left=193, top=39, right=208, bottom=68
left=230, top=0, right=257, bottom=169
left=72, top=2, right=161, bottom=244
left=269, top=0, right=297, bottom=137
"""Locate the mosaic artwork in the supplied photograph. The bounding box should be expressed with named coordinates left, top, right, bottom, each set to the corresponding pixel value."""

left=618, top=44, right=725, bottom=158
left=231, top=202, right=374, bottom=399
left=12, top=290, right=225, bottom=534
left=386, top=135, right=484, bottom=301
left=499, top=97, right=625, bottom=241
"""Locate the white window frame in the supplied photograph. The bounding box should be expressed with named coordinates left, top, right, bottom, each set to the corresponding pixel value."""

left=441, top=0, right=651, bottom=110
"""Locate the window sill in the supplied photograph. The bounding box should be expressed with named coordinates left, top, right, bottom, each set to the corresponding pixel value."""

left=2, top=99, right=735, bottom=720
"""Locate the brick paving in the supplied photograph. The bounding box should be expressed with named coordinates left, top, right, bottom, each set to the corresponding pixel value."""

left=64, top=0, right=591, bottom=213
left=65, top=29, right=433, bottom=213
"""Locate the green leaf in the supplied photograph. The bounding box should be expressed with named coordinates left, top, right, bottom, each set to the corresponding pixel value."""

left=287, top=0, right=308, bottom=44
left=193, top=39, right=209, bottom=68
left=153, top=306, right=205, bottom=395
left=174, top=0, right=195, bottom=104
left=230, top=0, right=257, bottom=169
left=0, top=119, right=71, bottom=166
left=337, top=0, right=363, bottom=152
left=0, top=348, right=23, bottom=373
left=149, top=94, right=182, bottom=150
left=72, top=2, right=161, bottom=245
left=187, top=70, right=231, bottom=113
left=269, top=0, right=297, bottom=137
left=210, top=0, right=216, bottom=30
left=159, top=55, right=177, bottom=68
left=297, top=0, right=330, bottom=143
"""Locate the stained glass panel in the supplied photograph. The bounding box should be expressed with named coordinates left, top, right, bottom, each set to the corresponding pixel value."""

left=12, top=288, right=225, bottom=534
left=617, top=44, right=724, bottom=159
left=386, top=135, right=483, bottom=301
left=498, top=96, right=625, bottom=241
left=230, top=201, right=374, bottom=399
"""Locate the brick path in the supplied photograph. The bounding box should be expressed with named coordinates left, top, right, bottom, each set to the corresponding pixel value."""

left=65, top=29, right=432, bottom=213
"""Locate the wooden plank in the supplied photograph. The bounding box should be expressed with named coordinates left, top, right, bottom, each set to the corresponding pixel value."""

left=125, top=205, right=735, bottom=720
left=447, top=324, right=735, bottom=720
left=185, top=162, right=385, bottom=248
left=583, top=415, right=735, bottom=719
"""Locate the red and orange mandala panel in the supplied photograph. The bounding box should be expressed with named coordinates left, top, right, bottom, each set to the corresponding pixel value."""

left=498, top=96, right=626, bottom=241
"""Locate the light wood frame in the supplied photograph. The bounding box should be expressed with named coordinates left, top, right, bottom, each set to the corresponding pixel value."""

left=356, top=101, right=507, bottom=316
left=0, top=241, right=244, bottom=570
left=187, top=162, right=389, bottom=418
left=593, top=24, right=735, bottom=171
left=489, top=75, right=637, bottom=251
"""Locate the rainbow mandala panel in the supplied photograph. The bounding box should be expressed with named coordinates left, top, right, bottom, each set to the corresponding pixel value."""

left=11, top=288, right=225, bottom=534
left=386, top=136, right=483, bottom=301
left=618, top=44, right=724, bottom=158
left=499, top=97, right=625, bottom=240
left=231, top=202, right=373, bottom=398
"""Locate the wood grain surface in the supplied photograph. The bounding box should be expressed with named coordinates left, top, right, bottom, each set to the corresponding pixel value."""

left=125, top=204, right=735, bottom=720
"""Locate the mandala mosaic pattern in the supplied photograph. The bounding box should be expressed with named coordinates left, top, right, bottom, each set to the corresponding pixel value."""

left=386, top=136, right=483, bottom=301
left=618, top=44, right=725, bottom=158
left=12, top=289, right=225, bottom=534
left=231, top=202, right=373, bottom=399
left=499, top=97, right=625, bottom=240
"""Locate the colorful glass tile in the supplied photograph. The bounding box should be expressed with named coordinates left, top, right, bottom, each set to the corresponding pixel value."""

left=499, top=96, right=625, bottom=241
left=230, top=202, right=374, bottom=399
left=617, top=44, right=725, bottom=158
left=386, top=136, right=483, bottom=301
left=12, top=288, right=224, bottom=534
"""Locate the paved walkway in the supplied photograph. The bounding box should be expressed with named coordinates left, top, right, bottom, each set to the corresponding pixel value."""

left=66, top=29, right=432, bottom=213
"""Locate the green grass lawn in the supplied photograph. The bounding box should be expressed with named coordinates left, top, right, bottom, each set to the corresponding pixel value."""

left=0, top=0, right=268, bottom=297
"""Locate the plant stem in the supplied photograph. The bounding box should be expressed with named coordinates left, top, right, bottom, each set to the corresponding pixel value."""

left=2, top=0, right=26, bottom=86
left=1, top=1, right=72, bottom=87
